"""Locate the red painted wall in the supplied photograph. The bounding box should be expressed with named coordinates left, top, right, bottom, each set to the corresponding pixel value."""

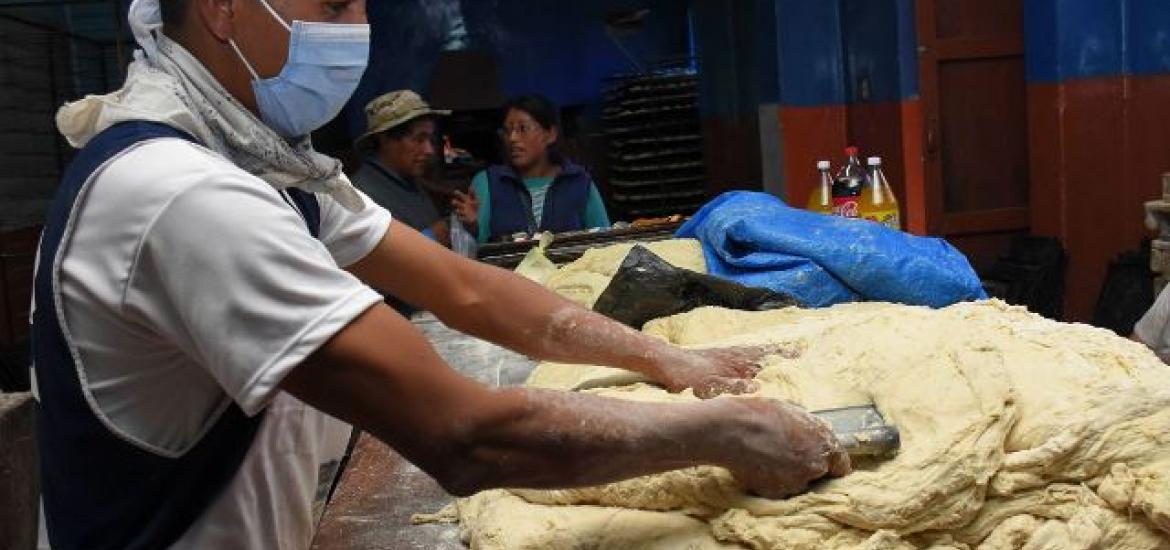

left=702, top=116, right=766, bottom=198
left=1029, top=74, right=1170, bottom=320
left=779, top=105, right=848, bottom=208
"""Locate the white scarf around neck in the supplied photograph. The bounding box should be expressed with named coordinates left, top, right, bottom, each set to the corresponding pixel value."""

left=54, top=0, right=365, bottom=212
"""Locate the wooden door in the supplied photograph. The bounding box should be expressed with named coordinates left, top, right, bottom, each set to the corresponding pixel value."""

left=916, top=0, right=1029, bottom=269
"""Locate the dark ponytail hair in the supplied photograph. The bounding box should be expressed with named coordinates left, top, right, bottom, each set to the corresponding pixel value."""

left=502, top=94, right=561, bottom=163
left=502, top=94, right=560, bottom=133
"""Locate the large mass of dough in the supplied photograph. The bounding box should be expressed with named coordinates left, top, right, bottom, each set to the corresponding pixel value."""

left=424, top=241, right=1170, bottom=549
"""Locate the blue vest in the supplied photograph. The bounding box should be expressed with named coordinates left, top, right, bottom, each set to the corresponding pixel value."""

left=32, top=121, right=321, bottom=550
left=486, top=161, right=591, bottom=241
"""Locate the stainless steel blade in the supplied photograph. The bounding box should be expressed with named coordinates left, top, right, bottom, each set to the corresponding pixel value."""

left=811, top=405, right=900, bottom=458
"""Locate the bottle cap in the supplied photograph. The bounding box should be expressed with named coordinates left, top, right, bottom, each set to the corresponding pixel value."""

left=845, top=146, right=859, bottom=156
left=867, top=156, right=882, bottom=166
left=817, top=160, right=831, bottom=170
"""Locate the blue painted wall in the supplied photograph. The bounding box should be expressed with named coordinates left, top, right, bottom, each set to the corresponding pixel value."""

left=345, top=0, right=934, bottom=134
left=840, top=0, right=917, bottom=103
left=776, top=0, right=846, bottom=106
left=770, top=0, right=917, bottom=107
left=756, top=0, right=782, bottom=104
left=344, top=0, right=691, bottom=138
left=1026, top=0, right=1170, bottom=82
left=1127, top=0, right=1170, bottom=75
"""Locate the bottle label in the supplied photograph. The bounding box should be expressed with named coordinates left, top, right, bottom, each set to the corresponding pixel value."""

left=832, top=197, right=861, bottom=218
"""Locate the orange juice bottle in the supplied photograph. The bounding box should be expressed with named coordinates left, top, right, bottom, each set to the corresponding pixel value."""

left=862, top=156, right=901, bottom=230
left=805, top=160, right=833, bottom=214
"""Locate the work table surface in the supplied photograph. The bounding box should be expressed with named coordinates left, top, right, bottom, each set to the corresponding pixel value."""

left=311, top=313, right=537, bottom=549
left=310, top=433, right=462, bottom=549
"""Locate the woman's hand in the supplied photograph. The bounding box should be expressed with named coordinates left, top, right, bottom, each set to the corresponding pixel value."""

left=451, top=189, right=479, bottom=227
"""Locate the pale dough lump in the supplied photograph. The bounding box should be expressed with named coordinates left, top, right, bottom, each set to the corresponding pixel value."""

left=418, top=241, right=1170, bottom=549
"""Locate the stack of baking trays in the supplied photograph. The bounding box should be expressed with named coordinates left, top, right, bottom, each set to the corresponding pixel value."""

left=603, top=69, right=707, bottom=219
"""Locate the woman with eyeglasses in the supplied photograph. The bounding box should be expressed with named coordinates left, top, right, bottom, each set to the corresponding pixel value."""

left=452, top=94, right=610, bottom=243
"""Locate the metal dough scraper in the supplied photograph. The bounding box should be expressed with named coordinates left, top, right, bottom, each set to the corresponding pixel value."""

left=811, top=405, right=900, bottom=458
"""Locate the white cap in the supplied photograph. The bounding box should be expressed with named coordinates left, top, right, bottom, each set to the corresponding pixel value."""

left=867, top=156, right=882, bottom=166
left=816, top=160, right=831, bottom=170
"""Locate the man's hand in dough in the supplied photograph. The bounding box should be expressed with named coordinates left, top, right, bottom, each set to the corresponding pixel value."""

left=657, top=344, right=798, bottom=399
left=719, top=398, right=852, bottom=498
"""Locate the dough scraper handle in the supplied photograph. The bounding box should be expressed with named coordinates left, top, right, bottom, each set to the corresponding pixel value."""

left=811, top=405, right=900, bottom=458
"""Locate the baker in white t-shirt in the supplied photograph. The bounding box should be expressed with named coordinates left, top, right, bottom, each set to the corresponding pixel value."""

left=31, top=1, right=850, bottom=549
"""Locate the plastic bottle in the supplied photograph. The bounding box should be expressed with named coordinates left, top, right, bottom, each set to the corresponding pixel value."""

left=831, top=146, right=867, bottom=218
left=449, top=211, right=478, bottom=257
left=862, top=157, right=901, bottom=230
left=805, top=160, right=833, bottom=214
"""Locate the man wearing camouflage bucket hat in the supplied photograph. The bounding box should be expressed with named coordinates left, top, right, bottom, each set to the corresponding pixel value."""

left=352, top=90, right=452, bottom=245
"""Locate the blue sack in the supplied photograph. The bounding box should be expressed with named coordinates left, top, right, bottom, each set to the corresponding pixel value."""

left=675, top=192, right=988, bottom=308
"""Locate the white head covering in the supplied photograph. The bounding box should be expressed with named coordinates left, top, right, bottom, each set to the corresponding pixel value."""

left=54, top=0, right=366, bottom=212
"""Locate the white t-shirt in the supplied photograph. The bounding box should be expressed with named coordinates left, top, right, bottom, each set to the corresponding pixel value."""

left=36, top=137, right=391, bottom=549
left=1135, top=285, right=1170, bottom=362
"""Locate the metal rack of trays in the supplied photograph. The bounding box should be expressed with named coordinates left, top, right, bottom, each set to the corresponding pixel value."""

left=602, top=68, right=707, bottom=219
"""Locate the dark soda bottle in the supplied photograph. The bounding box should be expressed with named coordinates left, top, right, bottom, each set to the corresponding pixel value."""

left=831, top=146, right=867, bottom=219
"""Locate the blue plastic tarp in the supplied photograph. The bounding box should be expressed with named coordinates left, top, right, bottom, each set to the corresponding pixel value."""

left=675, top=192, right=988, bottom=308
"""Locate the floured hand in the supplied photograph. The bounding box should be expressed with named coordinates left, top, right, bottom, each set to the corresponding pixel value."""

left=655, top=344, right=800, bottom=399
left=719, top=398, right=852, bottom=499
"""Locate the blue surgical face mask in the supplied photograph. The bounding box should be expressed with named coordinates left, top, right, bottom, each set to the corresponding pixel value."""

left=229, top=0, right=369, bottom=138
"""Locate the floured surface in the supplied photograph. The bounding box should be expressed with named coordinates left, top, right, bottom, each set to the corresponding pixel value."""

left=420, top=299, right=1170, bottom=548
